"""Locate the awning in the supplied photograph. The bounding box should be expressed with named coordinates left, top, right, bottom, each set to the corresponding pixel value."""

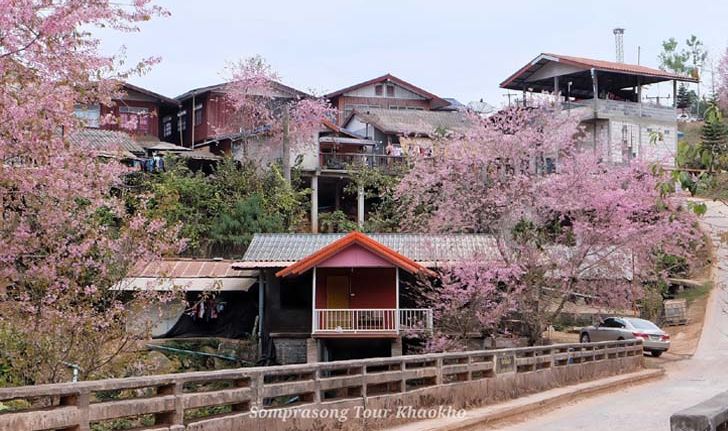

left=114, top=274, right=258, bottom=292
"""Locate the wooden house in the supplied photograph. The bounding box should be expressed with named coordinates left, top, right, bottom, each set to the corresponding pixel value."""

left=233, top=232, right=496, bottom=364
left=171, top=81, right=309, bottom=157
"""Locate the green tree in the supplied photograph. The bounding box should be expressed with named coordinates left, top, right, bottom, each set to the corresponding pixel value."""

left=701, top=102, right=728, bottom=172
left=676, top=84, right=693, bottom=110
left=209, top=194, right=285, bottom=256
left=659, top=38, right=689, bottom=74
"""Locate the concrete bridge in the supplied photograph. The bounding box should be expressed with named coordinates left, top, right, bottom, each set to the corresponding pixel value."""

left=0, top=340, right=642, bottom=431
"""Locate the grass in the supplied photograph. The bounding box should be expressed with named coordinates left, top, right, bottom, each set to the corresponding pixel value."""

left=675, top=280, right=713, bottom=305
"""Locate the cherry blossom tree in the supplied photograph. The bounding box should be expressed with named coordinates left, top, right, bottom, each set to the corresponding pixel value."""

left=717, top=47, right=728, bottom=112
left=398, top=106, right=701, bottom=348
left=0, top=1, right=180, bottom=385
left=218, top=56, right=336, bottom=183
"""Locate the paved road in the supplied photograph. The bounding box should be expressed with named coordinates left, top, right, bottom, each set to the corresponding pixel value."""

left=492, top=200, right=728, bottom=431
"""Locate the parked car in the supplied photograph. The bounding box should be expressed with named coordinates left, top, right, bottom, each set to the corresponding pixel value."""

left=579, top=317, right=670, bottom=357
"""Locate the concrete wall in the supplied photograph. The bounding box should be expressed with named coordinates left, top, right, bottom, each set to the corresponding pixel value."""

left=0, top=340, right=643, bottom=431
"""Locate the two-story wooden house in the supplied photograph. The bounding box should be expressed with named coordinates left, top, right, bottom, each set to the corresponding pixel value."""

left=304, top=74, right=469, bottom=233
left=170, top=81, right=310, bottom=158
left=74, top=82, right=180, bottom=140
left=500, top=53, right=698, bottom=166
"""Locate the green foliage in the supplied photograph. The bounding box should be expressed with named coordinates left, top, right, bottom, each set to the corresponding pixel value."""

left=675, top=281, right=712, bottom=304
left=659, top=38, right=690, bottom=74
left=319, top=210, right=358, bottom=233
left=346, top=164, right=407, bottom=233
left=701, top=103, right=728, bottom=172
left=676, top=84, right=692, bottom=109
left=132, top=158, right=308, bottom=258
left=209, top=194, right=285, bottom=256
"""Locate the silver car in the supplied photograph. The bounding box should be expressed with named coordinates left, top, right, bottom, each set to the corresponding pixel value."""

left=580, top=317, right=670, bottom=357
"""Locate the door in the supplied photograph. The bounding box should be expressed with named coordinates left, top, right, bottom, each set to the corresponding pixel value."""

left=326, top=275, right=350, bottom=329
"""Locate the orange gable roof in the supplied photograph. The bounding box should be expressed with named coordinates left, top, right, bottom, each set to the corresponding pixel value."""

left=275, top=232, right=436, bottom=278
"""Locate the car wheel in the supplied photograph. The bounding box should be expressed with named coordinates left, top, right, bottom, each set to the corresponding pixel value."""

left=650, top=351, right=663, bottom=358
left=580, top=333, right=590, bottom=343
left=617, top=337, right=624, bottom=341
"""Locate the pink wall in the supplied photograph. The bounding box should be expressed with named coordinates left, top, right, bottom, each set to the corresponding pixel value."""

left=317, top=244, right=395, bottom=268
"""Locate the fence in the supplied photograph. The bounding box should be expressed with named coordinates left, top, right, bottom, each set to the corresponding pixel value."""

left=0, top=340, right=643, bottom=431
left=313, top=308, right=433, bottom=334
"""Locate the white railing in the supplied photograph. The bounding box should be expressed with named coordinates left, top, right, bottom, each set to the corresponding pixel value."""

left=313, top=308, right=433, bottom=333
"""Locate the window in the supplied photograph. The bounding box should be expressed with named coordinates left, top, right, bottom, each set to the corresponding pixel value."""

left=375, top=84, right=383, bottom=96
left=601, top=318, right=625, bottom=328
left=119, top=106, right=150, bottom=134
left=162, top=116, right=173, bottom=137
left=194, top=103, right=203, bottom=126
left=386, top=84, right=395, bottom=97
left=74, top=104, right=101, bottom=128
left=177, top=110, right=187, bottom=131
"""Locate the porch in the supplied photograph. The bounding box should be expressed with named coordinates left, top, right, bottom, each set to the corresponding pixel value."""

left=313, top=308, right=433, bottom=335
left=274, top=232, right=437, bottom=340
left=311, top=266, right=433, bottom=337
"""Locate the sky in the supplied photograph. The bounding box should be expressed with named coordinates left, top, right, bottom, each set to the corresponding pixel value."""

left=104, top=0, right=728, bottom=107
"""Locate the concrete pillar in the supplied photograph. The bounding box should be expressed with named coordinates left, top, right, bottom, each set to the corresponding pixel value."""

left=391, top=337, right=403, bottom=357
left=310, top=175, right=318, bottom=233
left=334, top=180, right=341, bottom=211
left=306, top=338, right=319, bottom=363
left=357, top=184, right=365, bottom=227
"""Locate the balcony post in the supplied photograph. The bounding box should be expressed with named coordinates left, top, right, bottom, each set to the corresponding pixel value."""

left=310, top=175, right=319, bottom=233
left=395, top=268, right=400, bottom=333
left=311, top=267, right=317, bottom=333
left=357, top=184, right=365, bottom=227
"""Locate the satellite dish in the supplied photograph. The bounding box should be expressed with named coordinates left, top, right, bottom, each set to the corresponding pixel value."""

left=467, top=99, right=495, bottom=116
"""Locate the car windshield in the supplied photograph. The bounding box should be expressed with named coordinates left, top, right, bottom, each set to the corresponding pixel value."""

left=627, top=319, right=659, bottom=330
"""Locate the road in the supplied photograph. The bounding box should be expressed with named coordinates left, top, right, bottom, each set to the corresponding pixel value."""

left=491, top=200, right=728, bottom=431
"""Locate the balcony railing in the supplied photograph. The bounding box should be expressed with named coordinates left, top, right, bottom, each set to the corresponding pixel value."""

left=319, top=152, right=407, bottom=171
left=313, top=308, right=433, bottom=334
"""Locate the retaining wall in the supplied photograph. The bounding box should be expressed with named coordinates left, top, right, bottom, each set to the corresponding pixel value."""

left=0, top=340, right=643, bottom=431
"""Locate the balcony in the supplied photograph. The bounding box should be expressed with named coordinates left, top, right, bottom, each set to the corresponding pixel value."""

left=313, top=308, right=433, bottom=335
left=319, top=152, right=407, bottom=172
left=562, top=99, right=677, bottom=122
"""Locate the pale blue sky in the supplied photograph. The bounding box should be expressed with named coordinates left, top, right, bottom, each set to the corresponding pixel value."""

left=106, top=0, right=728, bottom=107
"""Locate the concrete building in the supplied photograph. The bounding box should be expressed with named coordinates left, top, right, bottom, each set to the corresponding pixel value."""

left=500, top=53, right=699, bottom=167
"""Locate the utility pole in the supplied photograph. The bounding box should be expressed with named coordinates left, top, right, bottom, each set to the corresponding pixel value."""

left=503, top=92, right=518, bottom=108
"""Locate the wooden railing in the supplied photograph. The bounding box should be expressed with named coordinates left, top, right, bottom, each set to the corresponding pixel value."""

left=0, top=340, right=643, bottom=431
left=312, top=308, right=433, bottom=334
left=319, top=152, right=407, bottom=171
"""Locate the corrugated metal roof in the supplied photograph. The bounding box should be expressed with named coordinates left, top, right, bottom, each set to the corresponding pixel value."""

left=132, top=259, right=254, bottom=278
left=236, top=233, right=498, bottom=268
left=68, top=129, right=145, bottom=158
left=347, top=108, right=472, bottom=136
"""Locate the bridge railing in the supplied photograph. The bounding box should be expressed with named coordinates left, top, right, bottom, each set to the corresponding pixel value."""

left=0, top=340, right=643, bottom=431
left=670, top=391, right=728, bottom=431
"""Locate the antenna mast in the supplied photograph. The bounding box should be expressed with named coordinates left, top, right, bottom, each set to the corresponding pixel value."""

left=613, top=28, right=625, bottom=63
